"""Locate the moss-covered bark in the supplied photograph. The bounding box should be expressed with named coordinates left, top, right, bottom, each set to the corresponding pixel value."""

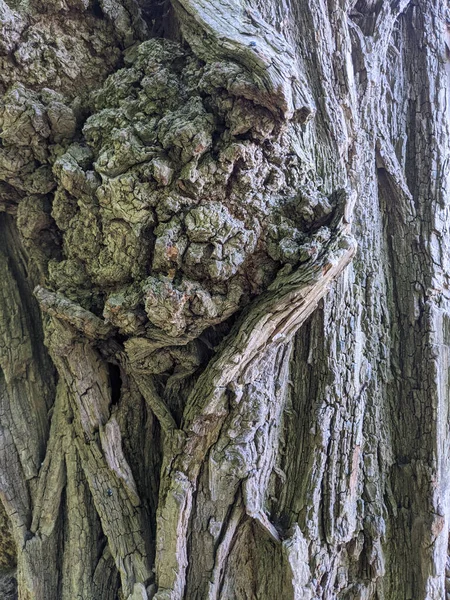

left=1, top=0, right=449, bottom=598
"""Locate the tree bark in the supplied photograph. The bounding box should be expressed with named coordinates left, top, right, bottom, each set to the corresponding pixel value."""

left=1, top=0, right=450, bottom=598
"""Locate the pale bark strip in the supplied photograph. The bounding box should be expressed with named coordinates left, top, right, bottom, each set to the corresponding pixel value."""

left=30, top=381, right=67, bottom=537
left=72, top=435, right=151, bottom=594
left=131, top=373, right=179, bottom=435
left=100, top=417, right=141, bottom=505
left=186, top=341, right=293, bottom=598
left=240, top=344, right=293, bottom=541
left=154, top=471, right=193, bottom=600
left=55, top=338, right=111, bottom=438
left=206, top=495, right=245, bottom=600
left=61, top=385, right=104, bottom=600
left=282, top=524, right=314, bottom=600
left=35, top=285, right=116, bottom=341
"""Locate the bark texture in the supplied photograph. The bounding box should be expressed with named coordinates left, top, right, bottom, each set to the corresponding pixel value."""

left=1, top=0, right=450, bottom=598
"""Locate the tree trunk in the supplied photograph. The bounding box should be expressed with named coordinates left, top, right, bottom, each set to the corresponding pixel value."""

left=1, top=0, right=449, bottom=598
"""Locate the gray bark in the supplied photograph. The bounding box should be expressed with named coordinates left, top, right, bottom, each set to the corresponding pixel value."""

left=1, top=0, right=449, bottom=598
